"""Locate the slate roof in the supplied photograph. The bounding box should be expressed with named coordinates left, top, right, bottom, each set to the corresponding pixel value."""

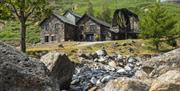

left=77, top=14, right=111, bottom=27
left=53, top=13, right=76, bottom=25
left=39, top=13, right=76, bottom=26
left=63, top=10, right=82, bottom=18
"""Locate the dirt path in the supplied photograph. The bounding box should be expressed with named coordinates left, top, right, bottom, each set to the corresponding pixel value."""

left=77, top=41, right=110, bottom=47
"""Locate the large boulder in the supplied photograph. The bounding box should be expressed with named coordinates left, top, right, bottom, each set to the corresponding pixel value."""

left=40, top=52, right=75, bottom=90
left=0, top=42, right=57, bottom=91
left=104, top=77, right=150, bottom=91
left=133, top=70, right=153, bottom=85
left=150, top=70, right=180, bottom=91
left=141, top=48, right=180, bottom=77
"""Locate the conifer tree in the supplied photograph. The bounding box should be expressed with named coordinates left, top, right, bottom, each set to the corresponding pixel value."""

left=140, top=2, right=179, bottom=50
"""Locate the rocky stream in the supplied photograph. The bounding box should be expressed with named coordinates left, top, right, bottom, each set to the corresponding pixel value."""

left=0, top=42, right=180, bottom=91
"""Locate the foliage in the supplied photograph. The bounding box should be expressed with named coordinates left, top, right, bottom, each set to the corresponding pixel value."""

left=0, top=5, right=11, bottom=20
left=86, top=0, right=94, bottom=16
left=0, top=0, right=51, bottom=52
left=140, top=3, right=179, bottom=50
left=97, top=1, right=112, bottom=23
left=0, top=0, right=50, bottom=20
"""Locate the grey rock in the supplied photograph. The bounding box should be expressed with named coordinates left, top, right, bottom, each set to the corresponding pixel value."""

left=117, top=54, right=123, bottom=60
left=98, top=57, right=107, bottom=62
left=104, top=77, right=150, bottom=91
left=0, top=42, right=58, bottom=91
left=71, top=79, right=80, bottom=85
left=150, top=70, right=180, bottom=91
left=117, top=68, right=127, bottom=74
left=96, top=79, right=102, bottom=86
left=108, top=61, right=117, bottom=68
left=101, top=75, right=113, bottom=83
left=40, top=52, right=75, bottom=90
left=90, top=77, right=97, bottom=85
left=127, top=63, right=135, bottom=68
left=124, top=65, right=132, bottom=71
left=127, top=57, right=137, bottom=63
left=96, top=49, right=107, bottom=57
left=94, top=58, right=99, bottom=62
left=141, top=48, right=180, bottom=73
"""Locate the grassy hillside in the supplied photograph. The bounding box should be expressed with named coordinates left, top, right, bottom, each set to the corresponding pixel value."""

left=0, top=0, right=180, bottom=45
left=0, top=21, right=40, bottom=46
left=55, top=0, right=155, bottom=14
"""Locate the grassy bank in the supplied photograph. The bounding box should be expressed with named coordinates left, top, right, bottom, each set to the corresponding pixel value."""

left=27, top=39, right=180, bottom=63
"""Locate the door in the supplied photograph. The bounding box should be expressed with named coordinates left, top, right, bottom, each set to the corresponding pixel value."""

left=86, top=34, right=95, bottom=41
left=44, top=36, right=49, bottom=42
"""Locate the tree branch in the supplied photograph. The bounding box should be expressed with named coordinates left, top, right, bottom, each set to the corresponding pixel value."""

left=5, top=3, right=21, bottom=20
left=11, top=4, right=21, bottom=19
left=25, top=7, right=35, bottom=20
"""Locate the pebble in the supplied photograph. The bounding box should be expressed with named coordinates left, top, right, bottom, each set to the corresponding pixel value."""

left=125, top=65, right=132, bottom=71
left=101, top=75, right=113, bottom=83
left=128, top=57, right=137, bottom=63
left=117, top=68, right=127, bottom=74
left=90, top=77, right=97, bottom=85
left=108, top=61, right=117, bottom=67
left=71, top=79, right=80, bottom=85
left=98, top=57, right=107, bottom=62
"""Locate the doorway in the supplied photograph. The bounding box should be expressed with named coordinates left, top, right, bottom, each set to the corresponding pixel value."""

left=86, top=34, right=95, bottom=41
left=44, top=36, right=49, bottom=42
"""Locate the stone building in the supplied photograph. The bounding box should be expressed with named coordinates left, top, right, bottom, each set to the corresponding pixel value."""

left=40, top=9, right=140, bottom=43
left=111, top=8, right=139, bottom=40
left=76, top=14, right=112, bottom=41
left=39, top=13, right=77, bottom=43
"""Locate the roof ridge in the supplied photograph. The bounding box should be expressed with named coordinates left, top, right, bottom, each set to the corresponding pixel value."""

left=64, top=10, right=82, bottom=18
left=53, top=13, right=76, bottom=26
left=85, top=14, right=110, bottom=27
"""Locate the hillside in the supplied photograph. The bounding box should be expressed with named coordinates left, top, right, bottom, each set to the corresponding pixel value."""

left=55, top=0, right=180, bottom=18
left=55, top=0, right=156, bottom=15
left=0, top=0, right=180, bottom=45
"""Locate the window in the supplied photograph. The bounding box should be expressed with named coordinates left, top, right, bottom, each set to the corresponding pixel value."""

left=55, top=23, right=60, bottom=31
left=90, top=25, right=97, bottom=31
left=51, top=36, right=56, bottom=41
left=45, top=23, right=49, bottom=31
left=44, top=36, right=49, bottom=42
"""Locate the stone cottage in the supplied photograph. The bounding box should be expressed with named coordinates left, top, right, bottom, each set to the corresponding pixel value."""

left=40, top=9, right=140, bottom=43
left=39, top=13, right=78, bottom=43
left=76, top=14, right=112, bottom=41
left=111, top=8, right=139, bottom=40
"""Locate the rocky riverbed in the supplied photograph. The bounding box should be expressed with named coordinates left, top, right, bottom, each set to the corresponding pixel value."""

left=70, top=49, right=153, bottom=91
left=0, top=42, right=180, bottom=91
left=69, top=48, right=180, bottom=91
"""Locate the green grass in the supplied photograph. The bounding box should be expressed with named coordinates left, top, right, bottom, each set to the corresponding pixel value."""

left=0, top=20, right=41, bottom=45
left=27, top=39, right=180, bottom=63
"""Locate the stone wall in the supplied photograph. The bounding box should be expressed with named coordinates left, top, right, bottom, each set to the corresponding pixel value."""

left=64, top=24, right=77, bottom=41
left=40, top=15, right=65, bottom=43
left=79, top=19, right=106, bottom=41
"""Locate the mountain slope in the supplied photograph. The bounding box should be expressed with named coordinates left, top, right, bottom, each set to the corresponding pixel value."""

left=1, top=0, right=180, bottom=45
